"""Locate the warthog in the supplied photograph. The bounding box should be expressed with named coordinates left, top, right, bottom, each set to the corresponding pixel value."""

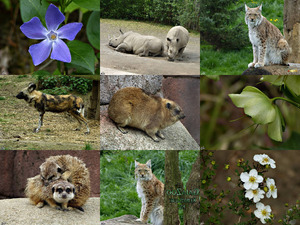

left=109, top=29, right=164, bottom=57
left=166, top=26, right=189, bottom=61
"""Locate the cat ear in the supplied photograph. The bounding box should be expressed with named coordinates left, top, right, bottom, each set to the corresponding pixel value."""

left=146, top=160, right=151, bottom=169
left=135, top=160, right=139, bottom=168
left=258, top=4, right=262, bottom=12
left=245, top=4, right=249, bottom=12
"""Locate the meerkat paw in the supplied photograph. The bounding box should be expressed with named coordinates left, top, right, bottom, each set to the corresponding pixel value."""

left=36, top=202, right=45, bottom=208
left=55, top=206, right=63, bottom=211
left=254, top=63, right=263, bottom=68
left=248, top=62, right=255, bottom=68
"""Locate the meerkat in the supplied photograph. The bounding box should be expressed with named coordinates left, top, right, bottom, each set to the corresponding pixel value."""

left=25, top=177, right=75, bottom=211
left=39, top=155, right=90, bottom=211
left=108, top=87, right=185, bottom=142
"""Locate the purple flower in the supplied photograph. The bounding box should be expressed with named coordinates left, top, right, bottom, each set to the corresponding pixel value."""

left=20, top=4, right=82, bottom=66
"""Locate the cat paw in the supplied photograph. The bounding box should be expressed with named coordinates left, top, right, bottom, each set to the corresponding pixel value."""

left=254, top=63, right=263, bottom=68
left=248, top=62, right=255, bottom=68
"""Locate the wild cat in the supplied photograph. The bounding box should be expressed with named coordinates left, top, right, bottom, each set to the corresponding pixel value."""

left=135, top=160, right=164, bottom=225
left=245, top=4, right=290, bottom=68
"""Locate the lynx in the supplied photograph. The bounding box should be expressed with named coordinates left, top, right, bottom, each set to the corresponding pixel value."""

left=245, top=4, right=290, bottom=68
left=135, top=160, right=164, bottom=225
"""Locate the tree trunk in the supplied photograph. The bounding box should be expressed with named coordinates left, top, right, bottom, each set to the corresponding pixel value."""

left=87, top=80, right=100, bottom=120
left=164, top=151, right=183, bottom=225
left=183, top=152, right=200, bottom=225
left=284, top=0, right=300, bottom=63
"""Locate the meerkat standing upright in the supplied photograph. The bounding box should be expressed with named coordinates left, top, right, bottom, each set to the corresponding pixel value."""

left=108, top=87, right=185, bottom=142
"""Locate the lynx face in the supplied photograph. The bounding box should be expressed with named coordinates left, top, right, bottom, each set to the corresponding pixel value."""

left=245, top=4, right=263, bottom=27
left=135, top=160, right=153, bottom=181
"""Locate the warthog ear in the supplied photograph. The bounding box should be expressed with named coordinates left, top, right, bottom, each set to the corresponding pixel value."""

left=119, top=29, right=123, bottom=35
left=28, top=83, right=36, bottom=92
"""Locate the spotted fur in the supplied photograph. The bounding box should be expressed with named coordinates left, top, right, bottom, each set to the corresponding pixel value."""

left=245, top=4, right=290, bottom=68
left=135, top=160, right=164, bottom=225
left=16, top=83, right=89, bottom=134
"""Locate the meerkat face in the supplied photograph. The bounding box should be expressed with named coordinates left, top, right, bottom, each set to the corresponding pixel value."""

left=40, top=161, right=63, bottom=186
left=165, top=100, right=185, bottom=122
left=52, top=181, right=75, bottom=203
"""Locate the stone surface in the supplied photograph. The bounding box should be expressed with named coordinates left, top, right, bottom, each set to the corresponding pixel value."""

left=100, top=75, right=163, bottom=104
left=0, top=151, right=100, bottom=198
left=162, top=76, right=200, bottom=145
left=242, top=64, right=300, bottom=75
left=0, top=197, right=99, bottom=225
left=100, top=106, right=200, bottom=150
left=100, top=67, right=139, bottom=75
left=101, top=215, right=151, bottom=225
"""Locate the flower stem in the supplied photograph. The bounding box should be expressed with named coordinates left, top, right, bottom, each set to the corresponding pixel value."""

left=38, top=59, right=54, bottom=71
left=271, top=97, right=300, bottom=109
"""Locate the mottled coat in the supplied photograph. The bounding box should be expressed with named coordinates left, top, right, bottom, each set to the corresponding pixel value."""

left=16, top=83, right=89, bottom=134
left=135, top=160, right=164, bottom=225
left=245, top=4, right=290, bottom=68
left=108, top=87, right=185, bottom=142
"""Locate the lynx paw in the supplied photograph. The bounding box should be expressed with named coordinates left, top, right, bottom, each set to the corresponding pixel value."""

left=254, top=63, right=263, bottom=68
left=136, top=218, right=147, bottom=224
left=248, top=62, right=255, bottom=68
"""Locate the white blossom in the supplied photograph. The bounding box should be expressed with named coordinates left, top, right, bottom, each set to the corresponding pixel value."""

left=254, top=202, right=272, bottom=224
left=266, top=178, right=277, bottom=198
left=253, top=154, right=276, bottom=168
left=240, top=169, right=263, bottom=190
left=245, top=188, right=265, bottom=203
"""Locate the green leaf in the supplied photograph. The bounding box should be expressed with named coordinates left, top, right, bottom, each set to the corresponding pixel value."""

left=261, top=75, right=285, bottom=86
left=73, top=0, right=100, bottom=11
left=229, top=86, right=276, bottom=125
left=20, top=0, right=49, bottom=24
left=65, top=2, right=88, bottom=13
left=272, top=132, right=300, bottom=150
left=87, top=11, right=100, bottom=50
left=67, top=40, right=95, bottom=74
left=1, top=0, right=11, bottom=10
left=267, top=105, right=283, bottom=142
left=285, top=76, right=300, bottom=96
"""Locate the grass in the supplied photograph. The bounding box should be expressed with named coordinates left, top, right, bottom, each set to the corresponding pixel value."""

left=200, top=46, right=253, bottom=75
left=100, top=150, right=199, bottom=222
left=83, top=143, right=93, bottom=150
left=0, top=96, right=6, bottom=100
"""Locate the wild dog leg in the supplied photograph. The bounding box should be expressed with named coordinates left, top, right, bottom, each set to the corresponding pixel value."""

left=34, top=112, right=44, bottom=133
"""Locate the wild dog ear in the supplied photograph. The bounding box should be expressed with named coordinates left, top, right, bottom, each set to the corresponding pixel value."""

left=28, top=83, right=36, bottom=93
left=146, top=160, right=151, bottom=169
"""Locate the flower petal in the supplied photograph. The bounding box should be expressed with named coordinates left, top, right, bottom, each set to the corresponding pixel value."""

left=20, top=17, right=48, bottom=39
left=57, top=23, right=83, bottom=41
left=50, top=39, right=71, bottom=63
left=240, top=172, right=249, bottom=182
left=46, top=4, right=65, bottom=31
left=29, top=39, right=52, bottom=66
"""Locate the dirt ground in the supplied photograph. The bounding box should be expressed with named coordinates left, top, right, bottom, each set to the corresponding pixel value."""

left=0, top=75, right=100, bottom=150
left=100, top=19, right=200, bottom=75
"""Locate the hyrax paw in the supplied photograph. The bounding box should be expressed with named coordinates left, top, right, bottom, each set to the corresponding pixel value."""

left=254, top=63, right=263, bottom=68
left=248, top=62, right=255, bottom=68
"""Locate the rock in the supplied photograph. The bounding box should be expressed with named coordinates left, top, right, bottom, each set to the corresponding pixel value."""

left=100, top=75, right=163, bottom=104
left=242, top=64, right=300, bottom=75
left=0, top=197, right=99, bottom=225
left=101, top=215, right=151, bottom=225
left=0, top=151, right=100, bottom=198
left=100, top=105, right=200, bottom=150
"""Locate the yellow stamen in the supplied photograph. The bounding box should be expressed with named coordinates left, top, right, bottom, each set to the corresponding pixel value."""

left=51, top=34, right=56, bottom=40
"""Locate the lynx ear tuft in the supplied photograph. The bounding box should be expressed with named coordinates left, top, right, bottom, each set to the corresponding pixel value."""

left=146, top=160, right=151, bottom=169
left=258, top=4, right=262, bottom=12
left=135, top=160, right=139, bottom=168
left=245, top=4, right=249, bottom=12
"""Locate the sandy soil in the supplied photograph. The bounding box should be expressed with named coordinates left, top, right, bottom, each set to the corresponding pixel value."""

left=100, top=19, right=200, bottom=75
left=0, top=75, right=100, bottom=150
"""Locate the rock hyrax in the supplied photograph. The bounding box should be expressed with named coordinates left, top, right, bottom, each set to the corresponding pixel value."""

left=108, top=87, right=185, bottom=142
left=39, top=155, right=90, bottom=211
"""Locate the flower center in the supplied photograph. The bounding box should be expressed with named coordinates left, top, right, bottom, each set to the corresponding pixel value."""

left=252, top=190, right=257, bottom=194
left=270, top=184, right=275, bottom=192
left=47, top=31, right=58, bottom=41
left=261, top=209, right=267, bottom=216
left=263, top=158, right=269, bottom=163
left=249, top=176, right=256, bottom=183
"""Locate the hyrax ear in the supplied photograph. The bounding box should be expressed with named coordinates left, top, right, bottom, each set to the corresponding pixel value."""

left=52, top=187, right=55, bottom=194
left=166, top=102, right=171, bottom=109
left=28, top=83, right=36, bottom=93
left=146, top=160, right=151, bottom=169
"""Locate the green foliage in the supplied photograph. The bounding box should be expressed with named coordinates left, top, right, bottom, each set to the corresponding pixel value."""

left=0, top=96, right=6, bottom=100
left=87, top=11, right=100, bottom=50
left=100, top=0, right=199, bottom=31
left=100, top=150, right=198, bottom=221
left=20, top=0, right=49, bottom=24
left=83, top=143, right=93, bottom=150
left=33, top=74, right=92, bottom=95
left=73, top=0, right=100, bottom=11
left=200, top=0, right=248, bottom=50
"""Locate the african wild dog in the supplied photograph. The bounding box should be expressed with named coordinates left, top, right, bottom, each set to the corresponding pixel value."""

left=16, top=83, right=90, bottom=134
